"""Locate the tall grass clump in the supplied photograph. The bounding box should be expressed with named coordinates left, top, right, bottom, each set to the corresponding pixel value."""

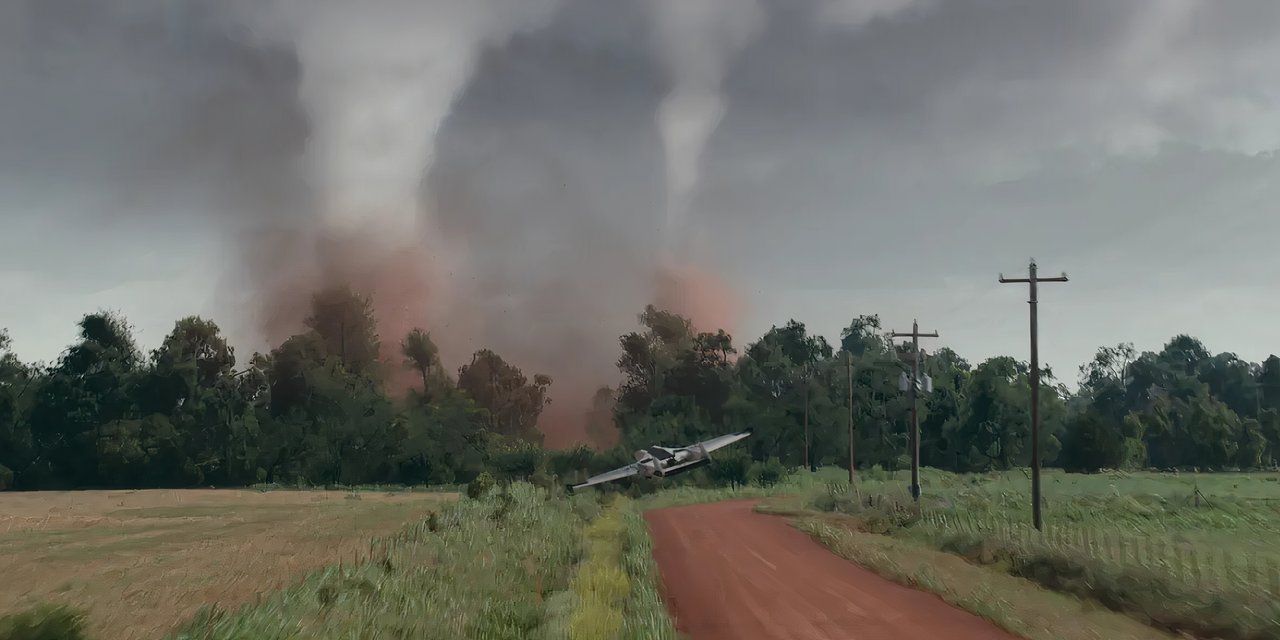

left=0, top=604, right=87, bottom=640
left=170, top=483, right=585, bottom=640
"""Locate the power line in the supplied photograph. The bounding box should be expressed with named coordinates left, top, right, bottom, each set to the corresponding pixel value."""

left=999, top=259, right=1068, bottom=531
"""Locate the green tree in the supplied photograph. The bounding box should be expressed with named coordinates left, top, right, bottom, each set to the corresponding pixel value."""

left=950, top=356, right=1065, bottom=471
left=401, top=328, right=440, bottom=398
left=129, top=317, right=243, bottom=485
left=305, top=285, right=381, bottom=378
left=457, top=349, right=551, bottom=443
left=28, top=312, right=140, bottom=487
left=708, top=447, right=750, bottom=489
left=1257, top=355, right=1280, bottom=412
left=616, top=305, right=695, bottom=416
left=397, top=386, right=489, bottom=484
left=1197, top=352, right=1259, bottom=418
left=839, top=314, right=889, bottom=357
left=0, top=330, right=36, bottom=488
left=920, top=347, right=970, bottom=469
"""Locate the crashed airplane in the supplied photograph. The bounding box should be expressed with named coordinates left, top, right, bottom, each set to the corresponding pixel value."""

left=568, top=431, right=751, bottom=491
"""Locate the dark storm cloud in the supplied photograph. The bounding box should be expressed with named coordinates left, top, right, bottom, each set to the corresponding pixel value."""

left=690, top=1, right=1280, bottom=286
left=1, top=0, right=311, bottom=223
left=4, top=0, right=1280, bottom=402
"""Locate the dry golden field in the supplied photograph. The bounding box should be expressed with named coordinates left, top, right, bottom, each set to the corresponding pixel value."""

left=0, top=489, right=453, bottom=639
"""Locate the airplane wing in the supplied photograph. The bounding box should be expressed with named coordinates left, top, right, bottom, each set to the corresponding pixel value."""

left=695, top=430, right=751, bottom=454
left=568, top=463, right=641, bottom=492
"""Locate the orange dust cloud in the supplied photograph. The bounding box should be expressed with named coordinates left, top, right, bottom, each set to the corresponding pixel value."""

left=251, top=225, right=467, bottom=394
left=653, top=261, right=744, bottom=335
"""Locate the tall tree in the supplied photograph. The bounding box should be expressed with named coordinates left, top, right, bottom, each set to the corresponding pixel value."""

left=840, top=315, right=889, bottom=357
left=0, top=330, right=35, bottom=488
left=305, top=285, right=381, bottom=378
left=457, top=349, right=551, bottom=443
left=28, top=312, right=141, bottom=486
left=401, top=328, right=440, bottom=397
left=616, top=305, right=695, bottom=416
left=1197, top=352, right=1259, bottom=417
left=1257, top=355, right=1280, bottom=412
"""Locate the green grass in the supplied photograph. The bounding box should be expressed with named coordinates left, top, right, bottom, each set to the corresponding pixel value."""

left=156, top=484, right=681, bottom=640
left=0, top=604, right=87, bottom=640
left=616, top=501, right=679, bottom=640
left=799, top=466, right=1280, bottom=640
left=795, top=519, right=1173, bottom=640
left=541, top=497, right=679, bottom=640
left=634, top=470, right=836, bottom=510
left=169, top=484, right=589, bottom=639
left=3, top=483, right=679, bottom=640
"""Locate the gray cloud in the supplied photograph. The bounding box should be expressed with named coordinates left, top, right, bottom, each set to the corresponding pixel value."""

left=3, top=0, right=1280, bottom=422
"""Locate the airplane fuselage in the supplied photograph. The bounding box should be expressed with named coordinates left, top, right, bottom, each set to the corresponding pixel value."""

left=634, top=445, right=709, bottom=477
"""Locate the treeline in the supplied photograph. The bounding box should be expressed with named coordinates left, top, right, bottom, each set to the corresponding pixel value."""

left=2, top=296, right=1278, bottom=490
left=610, top=307, right=1280, bottom=475
left=0, top=287, right=559, bottom=490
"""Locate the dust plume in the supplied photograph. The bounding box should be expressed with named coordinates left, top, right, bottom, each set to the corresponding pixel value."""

left=653, top=263, right=743, bottom=335
left=236, top=0, right=562, bottom=392
left=5, top=0, right=762, bottom=448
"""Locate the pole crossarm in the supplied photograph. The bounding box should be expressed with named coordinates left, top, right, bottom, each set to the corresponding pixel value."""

left=890, top=330, right=940, bottom=338
left=998, top=276, right=1068, bottom=283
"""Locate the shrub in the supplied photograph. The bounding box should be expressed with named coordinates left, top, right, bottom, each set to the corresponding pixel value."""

left=467, top=471, right=496, bottom=499
left=0, top=604, right=87, bottom=640
left=750, top=457, right=786, bottom=487
left=488, top=438, right=545, bottom=483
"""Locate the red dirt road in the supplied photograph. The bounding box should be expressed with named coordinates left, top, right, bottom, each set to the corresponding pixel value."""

left=645, top=500, right=1020, bottom=640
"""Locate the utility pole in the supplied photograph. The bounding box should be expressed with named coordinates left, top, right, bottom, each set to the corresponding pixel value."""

left=846, top=351, right=855, bottom=485
left=890, top=320, right=938, bottom=502
left=803, top=367, right=810, bottom=471
left=1000, top=259, right=1068, bottom=531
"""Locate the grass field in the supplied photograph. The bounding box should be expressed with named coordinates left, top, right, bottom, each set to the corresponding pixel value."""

left=5, top=469, right=1276, bottom=639
left=169, top=484, right=676, bottom=640
left=813, top=467, right=1280, bottom=579
left=787, top=466, right=1280, bottom=639
left=0, top=489, right=453, bottom=639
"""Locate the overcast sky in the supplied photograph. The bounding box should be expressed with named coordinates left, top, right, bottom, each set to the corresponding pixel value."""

left=3, top=0, right=1280, bottom=394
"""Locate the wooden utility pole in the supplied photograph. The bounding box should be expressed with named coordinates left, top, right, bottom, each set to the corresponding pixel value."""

left=999, top=259, right=1068, bottom=531
left=803, top=368, right=811, bottom=471
left=890, top=320, right=938, bottom=502
left=846, top=351, right=856, bottom=484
